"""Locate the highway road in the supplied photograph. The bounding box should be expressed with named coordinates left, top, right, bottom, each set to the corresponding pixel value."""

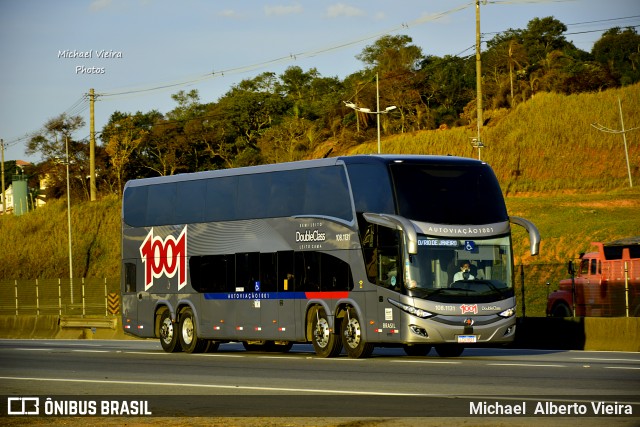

left=0, top=339, right=639, bottom=424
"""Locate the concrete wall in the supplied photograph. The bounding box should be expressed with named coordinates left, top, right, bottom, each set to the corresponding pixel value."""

left=0, top=315, right=638, bottom=351
left=0, top=315, right=138, bottom=340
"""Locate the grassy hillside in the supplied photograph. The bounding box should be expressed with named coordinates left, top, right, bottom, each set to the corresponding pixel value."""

left=343, top=84, right=640, bottom=193
left=0, top=196, right=122, bottom=280
left=2, top=85, right=639, bottom=281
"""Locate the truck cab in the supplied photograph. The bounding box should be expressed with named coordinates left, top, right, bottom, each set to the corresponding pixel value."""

left=547, top=239, right=640, bottom=317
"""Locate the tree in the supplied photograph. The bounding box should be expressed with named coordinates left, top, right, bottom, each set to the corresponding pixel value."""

left=27, top=113, right=89, bottom=200
left=103, top=114, right=149, bottom=194
left=166, top=89, right=205, bottom=121
left=356, top=34, right=423, bottom=73
left=522, top=17, right=569, bottom=64
left=593, top=27, right=640, bottom=86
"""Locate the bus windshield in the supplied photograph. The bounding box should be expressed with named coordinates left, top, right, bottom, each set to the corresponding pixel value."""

left=407, top=235, right=513, bottom=302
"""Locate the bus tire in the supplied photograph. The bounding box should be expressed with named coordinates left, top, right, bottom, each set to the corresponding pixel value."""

left=551, top=302, right=572, bottom=317
left=178, top=308, right=207, bottom=353
left=434, top=344, right=464, bottom=357
left=159, top=310, right=182, bottom=353
left=311, top=307, right=342, bottom=358
left=341, top=307, right=374, bottom=359
left=403, top=344, right=432, bottom=356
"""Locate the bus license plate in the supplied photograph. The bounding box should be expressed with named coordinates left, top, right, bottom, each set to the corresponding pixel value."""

left=457, top=335, right=477, bottom=343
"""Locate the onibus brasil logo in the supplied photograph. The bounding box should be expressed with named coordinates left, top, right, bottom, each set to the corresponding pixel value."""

left=140, top=227, right=187, bottom=291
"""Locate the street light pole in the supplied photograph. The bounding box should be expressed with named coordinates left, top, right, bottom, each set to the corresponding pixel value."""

left=344, top=73, right=396, bottom=154
left=376, top=73, right=381, bottom=154
left=65, top=136, right=74, bottom=303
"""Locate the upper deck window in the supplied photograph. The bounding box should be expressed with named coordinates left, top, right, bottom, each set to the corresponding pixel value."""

left=390, top=162, right=508, bottom=225
left=123, top=165, right=353, bottom=226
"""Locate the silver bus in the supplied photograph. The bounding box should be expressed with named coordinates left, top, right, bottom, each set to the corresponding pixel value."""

left=121, top=155, right=539, bottom=358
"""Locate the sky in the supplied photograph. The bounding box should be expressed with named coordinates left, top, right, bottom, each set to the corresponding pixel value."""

left=1, top=0, right=639, bottom=163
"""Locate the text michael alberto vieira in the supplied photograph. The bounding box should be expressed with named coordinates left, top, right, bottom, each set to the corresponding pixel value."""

left=470, top=400, right=634, bottom=416
left=58, top=49, right=123, bottom=74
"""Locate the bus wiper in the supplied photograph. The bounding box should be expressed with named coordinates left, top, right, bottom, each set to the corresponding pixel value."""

left=472, top=279, right=506, bottom=296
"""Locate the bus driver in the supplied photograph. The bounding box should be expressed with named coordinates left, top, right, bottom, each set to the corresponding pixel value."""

left=454, top=263, right=475, bottom=282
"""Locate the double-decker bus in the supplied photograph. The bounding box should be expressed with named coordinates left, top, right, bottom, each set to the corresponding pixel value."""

left=121, top=155, right=539, bottom=358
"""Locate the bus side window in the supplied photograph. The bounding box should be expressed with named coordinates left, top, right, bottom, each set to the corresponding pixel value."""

left=320, top=252, right=353, bottom=291
left=277, top=251, right=295, bottom=292
left=295, top=252, right=321, bottom=292
left=189, top=255, right=234, bottom=293
left=124, top=262, right=136, bottom=293
left=260, top=253, right=277, bottom=292
left=236, top=252, right=260, bottom=291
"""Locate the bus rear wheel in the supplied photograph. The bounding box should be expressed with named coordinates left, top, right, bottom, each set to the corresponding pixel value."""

left=311, top=307, right=342, bottom=358
left=341, top=307, right=374, bottom=359
left=179, top=308, right=207, bottom=353
left=159, top=310, right=182, bottom=353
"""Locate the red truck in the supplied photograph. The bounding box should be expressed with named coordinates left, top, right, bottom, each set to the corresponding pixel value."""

left=547, top=237, right=640, bottom=317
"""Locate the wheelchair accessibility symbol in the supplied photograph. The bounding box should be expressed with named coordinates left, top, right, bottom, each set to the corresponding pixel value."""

left=464, top=241, right=476, bottom=252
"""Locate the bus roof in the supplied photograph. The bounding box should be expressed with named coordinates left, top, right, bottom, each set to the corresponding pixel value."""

left=123, top=154, right=485, bottom=189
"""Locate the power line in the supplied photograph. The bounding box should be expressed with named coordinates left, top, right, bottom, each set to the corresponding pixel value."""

left=97, top=3, right=473, bottom=100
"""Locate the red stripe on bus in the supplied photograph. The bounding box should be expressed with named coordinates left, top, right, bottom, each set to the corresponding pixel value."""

left=305, top=292, right=349, bottom=299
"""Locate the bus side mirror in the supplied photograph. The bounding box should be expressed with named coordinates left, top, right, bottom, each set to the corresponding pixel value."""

left=509, top=216, right=540, bottom=256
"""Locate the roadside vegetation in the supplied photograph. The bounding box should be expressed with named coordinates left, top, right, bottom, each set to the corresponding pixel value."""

left=3, top=84, right=639, bottom=280
left=3, top=19, right=639, bottom=316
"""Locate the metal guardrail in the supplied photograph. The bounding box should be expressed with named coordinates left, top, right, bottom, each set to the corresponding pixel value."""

left=0, top=278, right=120, bottom=316
left=59, top=316, right=117, bottom=329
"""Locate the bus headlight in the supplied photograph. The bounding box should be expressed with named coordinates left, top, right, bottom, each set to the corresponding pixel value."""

left=388, top=298, right=434, bottom=319
left=498, top=307, right=515, bottom=318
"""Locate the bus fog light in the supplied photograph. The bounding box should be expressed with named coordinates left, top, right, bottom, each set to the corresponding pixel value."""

left=410, top=325, right=428, bottom=337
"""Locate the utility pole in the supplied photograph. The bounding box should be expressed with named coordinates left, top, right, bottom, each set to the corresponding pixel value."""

left=474, top=0, right=484, bottom=160
left=89, top=88, right=97, bottom=201
left=1, top=139, right=5, bottom=214
left=592, top=97, right=639, bottom=188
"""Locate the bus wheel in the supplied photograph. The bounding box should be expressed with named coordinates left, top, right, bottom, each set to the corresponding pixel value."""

left=434, top=344, right=464, bottom=357
left=341, top=307, right=374, bottom=359
left=551, top=302, right=571, bottom=317
left=159, top=311, right=182, bottom=353
left=311, top=307, right=342, bottom=358
left=403, top=344, right=432, bottom=356
left=179, top=308, right=207, bottom=353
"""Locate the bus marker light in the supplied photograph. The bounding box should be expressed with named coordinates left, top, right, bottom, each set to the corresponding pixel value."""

left=137, top=325, right=144, bottom=329
left=255, top=327, right=262, bottom=331
left=236, top=326, right=244, bottom=331
left=124, top=325, right=131, bottom=330
left=213, top=326, right=221, bottom=331
left=278, top=327, right=286, bottom=332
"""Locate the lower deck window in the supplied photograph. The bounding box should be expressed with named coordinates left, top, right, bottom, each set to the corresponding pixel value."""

left=190, top=251, right=353, bottom=293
